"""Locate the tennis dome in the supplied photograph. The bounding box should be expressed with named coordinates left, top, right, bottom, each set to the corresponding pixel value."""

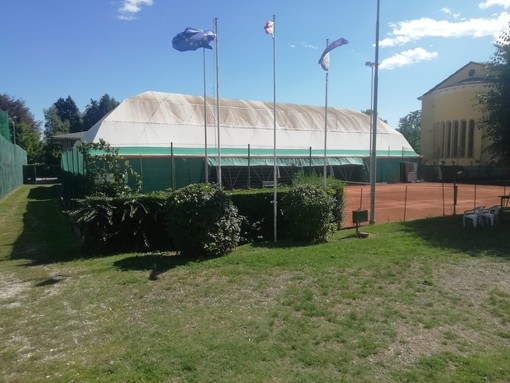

left=73, top=91, right=418, bottom=189
left=83, top=91, right=416, bottom=160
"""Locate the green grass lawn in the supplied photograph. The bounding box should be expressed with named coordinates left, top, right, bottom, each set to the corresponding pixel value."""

left=1, top=184, right=509, bottom=383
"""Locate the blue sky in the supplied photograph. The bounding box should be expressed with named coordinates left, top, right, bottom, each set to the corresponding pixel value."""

left=1, top=0, right=510, bottom=130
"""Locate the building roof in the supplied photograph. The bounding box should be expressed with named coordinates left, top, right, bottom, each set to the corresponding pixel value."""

left=418, top=61, right=488, bottom=100
left=83, top=91, right=417, bottom=158
left=52, top=131, right=86, bottom=149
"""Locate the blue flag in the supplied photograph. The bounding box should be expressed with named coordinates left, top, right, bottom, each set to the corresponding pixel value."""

left=172, top=28, right=216, bottom=52
left=318, top=37, right=348, bottom=71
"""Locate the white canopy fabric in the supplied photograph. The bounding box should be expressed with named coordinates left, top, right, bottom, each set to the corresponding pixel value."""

left=83, top=91, right=416, bottom=158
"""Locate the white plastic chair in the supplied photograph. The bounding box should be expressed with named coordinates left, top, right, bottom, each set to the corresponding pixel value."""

left=463, top=206, right=485, bottom=228
left=482, top=205, right=501, bottom=226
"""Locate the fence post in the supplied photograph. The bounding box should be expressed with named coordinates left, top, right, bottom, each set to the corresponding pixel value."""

left=403, top=185, right=408, bottom=221
left=247, top=143, right=251, bottom=189
left=139, top=155, right=144, bottom=193
left=309, top=146, right=312, bottom=173
left=171, top=142, right=175, bottom=190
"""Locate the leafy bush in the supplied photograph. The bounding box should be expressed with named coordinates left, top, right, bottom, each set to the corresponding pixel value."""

left=78, top=139, right=142, bottom=197
left=71, top=193, right=169, bottom=254
left=165, top=184, right=242, bottom=258
left=292, top=171, right=345, bottom=229
left=229, top=189, right=288, bottom=241
left=281, top=184, right=335, bottom=243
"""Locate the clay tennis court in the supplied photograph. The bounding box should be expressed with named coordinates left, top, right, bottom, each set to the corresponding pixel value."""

left=343, top=182, right=509, bottom=227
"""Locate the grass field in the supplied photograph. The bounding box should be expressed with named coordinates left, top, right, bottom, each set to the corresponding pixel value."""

left=1, top=185, right=509, bottom=382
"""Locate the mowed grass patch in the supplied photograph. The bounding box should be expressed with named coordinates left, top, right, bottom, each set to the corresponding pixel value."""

left=0, top=185, right=509, bottom=382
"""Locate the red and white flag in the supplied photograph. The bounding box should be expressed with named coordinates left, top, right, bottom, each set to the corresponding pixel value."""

left=264, top=20, right=274, bottom=36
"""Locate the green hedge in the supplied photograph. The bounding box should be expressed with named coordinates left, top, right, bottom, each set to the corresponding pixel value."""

left=71, top=180, right=345, bottom=255
left=281, top=184, right=335, bottom=243
left=72, top=192, right=170, bottom=254
left=164, top=184, right=242, bottom=258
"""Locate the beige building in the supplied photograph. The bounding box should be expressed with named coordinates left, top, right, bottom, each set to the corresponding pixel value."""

left=419, top=62, right=492, bottom=167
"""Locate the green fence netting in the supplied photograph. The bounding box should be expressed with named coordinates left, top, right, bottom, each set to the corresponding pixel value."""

left=0, top=110, right=11, bottom=142
left=61, top=144, right=420, bottom=209
left=0, top=134, right=28, bottom=200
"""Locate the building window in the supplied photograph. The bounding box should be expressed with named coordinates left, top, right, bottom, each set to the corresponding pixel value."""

left=452, top=120, right=459, bottom=158
left=445, top=121, right=452, bottom=158
left=467, top=120, right=475, bottom=158
left=440, top=121, right=445, bottom=158
left=433, top=122, right=440, bottom=158
left=460, top=120, right=467, bottom=157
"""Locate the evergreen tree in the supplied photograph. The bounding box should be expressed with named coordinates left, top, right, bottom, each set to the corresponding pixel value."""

left=83, top=94, right=119, bottom=131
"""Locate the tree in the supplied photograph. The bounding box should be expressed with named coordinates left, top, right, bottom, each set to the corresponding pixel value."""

left=43, top=105, right=71, bottom=139
left=83, top=94, right=119, bottom=131
left=397, top=110, right=421, bottom=153
left=0, top=94, right=43, bottom=162
left=478, top=22, right=510, bottom=163
left=17, top=121, right=43, bottom=163
left=44, top=96, right=82, bottom=138
left=55, top=96, right=82, bottom=133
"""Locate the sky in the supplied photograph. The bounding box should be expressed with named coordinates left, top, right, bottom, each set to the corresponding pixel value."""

left=2, top=0, right=510, bottom=131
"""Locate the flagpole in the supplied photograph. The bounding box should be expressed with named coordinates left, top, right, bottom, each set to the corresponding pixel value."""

left=272, top=14, right=277, bottom=243
left=323, top=38, right=329, bottom=188
left=214, top=17, right=221, bottom=187
left=369, top=0, right=380, bottom=224
left=203, top=48, right=209, bottom=184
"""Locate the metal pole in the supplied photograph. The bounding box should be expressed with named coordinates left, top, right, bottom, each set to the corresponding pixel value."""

left=171, top=142, right=175, bottom=190
left=323, top=38, right=329, bottom=188
left=203, top=48, right=209, bottom=184
left=214, top=17, right=221, bottom=186
left=365, top=61, right=375, bottom=181
left=272, top=14, right=277, bottom=243
left=247, top=144, right=251, bottom=189
left=369, top=0, right=380, bottom=224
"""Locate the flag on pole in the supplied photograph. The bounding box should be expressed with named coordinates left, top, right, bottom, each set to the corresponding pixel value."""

left=318, top=37, right=348, bottom=71
left=264, top=20, right=274, bottom=36
left=320, top=53, right=330, bottom=71
left=172, top=27, right=216, bottom=51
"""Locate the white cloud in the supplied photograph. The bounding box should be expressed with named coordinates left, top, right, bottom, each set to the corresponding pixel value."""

left=302, top=42, right=319, bottom=50
left=440, top=7, right=460, bottom=19
left=379, top=48, right=438, bottom=70
left=117, top=0, right=153, bottom=20
left=479, top=0, right=510, bottom=9
left=380, top=12, right=510, bottom=47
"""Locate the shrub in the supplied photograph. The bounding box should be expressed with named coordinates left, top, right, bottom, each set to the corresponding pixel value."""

left=77, top=139, right=142, bottom=197
left=71, top=193, right=169, bottom=254
left=292, top=171, right=345, bottom=229
left=229, top=189, right=288, bottom=241
left=281, top=184, right=335, bottom=243
left=165, top=184, right=241, bottom=258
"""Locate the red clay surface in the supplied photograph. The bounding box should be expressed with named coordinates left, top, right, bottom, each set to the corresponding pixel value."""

left=344, top=182, right=509, bottom=227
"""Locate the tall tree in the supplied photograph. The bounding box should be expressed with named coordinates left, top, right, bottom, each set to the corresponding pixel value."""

left=479, top=22, right=510, bottom=163
left=55, top=96, right=82, bottom=133
left=397, top=110, right=421, bottom=153
left=43, top=105, right=71, bottom=139
left=44, top=96, right=82, bottom=138
left=0, top=93, right=43, bottom=162
left=83, top=94, right=119, bottom=131
left=17, top=121, right=43, bottom=163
